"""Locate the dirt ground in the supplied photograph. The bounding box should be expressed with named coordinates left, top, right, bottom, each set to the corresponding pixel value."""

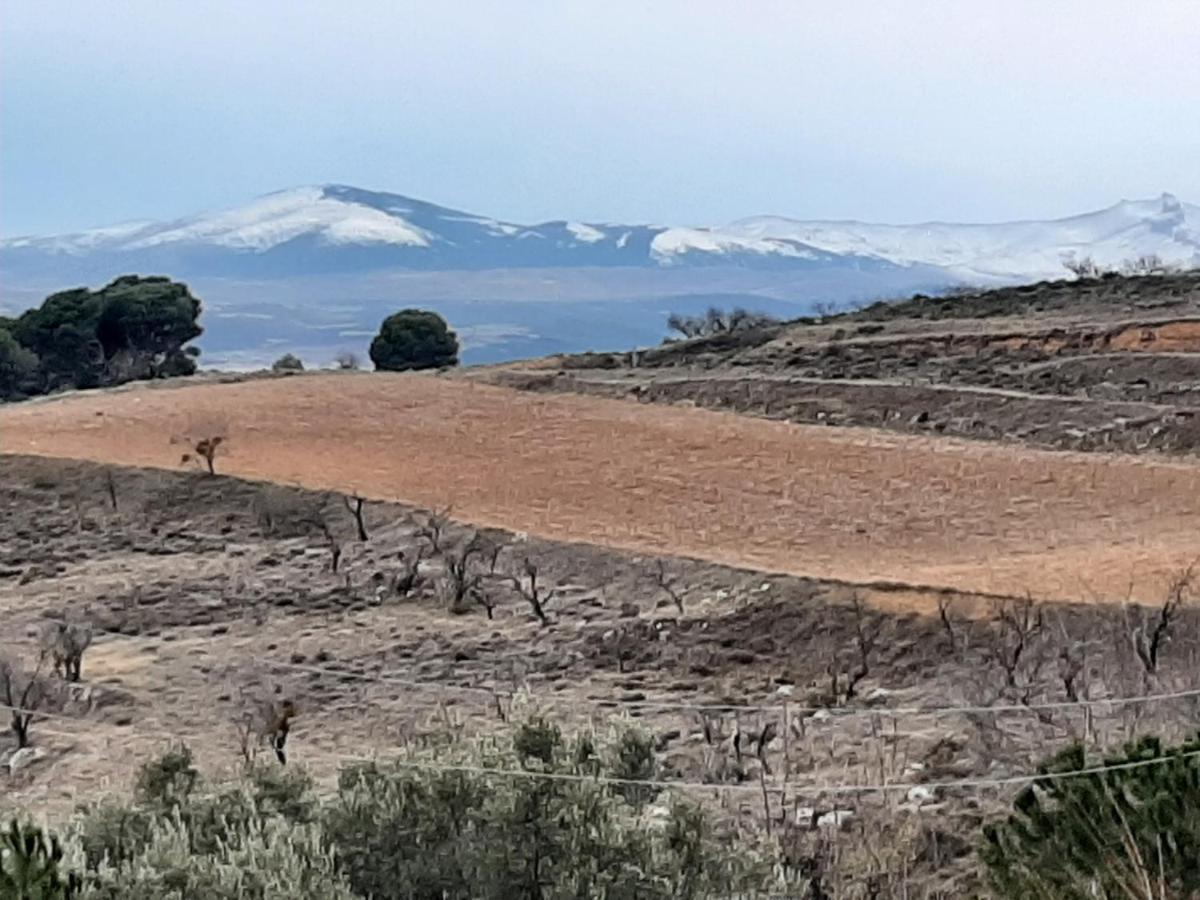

left=2, top=373, right=1198, bottom=604
left=3, top=456, right=1200, bottom=895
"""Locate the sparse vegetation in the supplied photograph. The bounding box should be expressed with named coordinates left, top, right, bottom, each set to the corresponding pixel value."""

left=666, top=306, right=779, bottom=339
left=0, top=656, right=60, bottom=749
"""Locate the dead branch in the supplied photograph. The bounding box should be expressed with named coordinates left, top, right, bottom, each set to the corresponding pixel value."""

left=342, top=495, right=369, bottom=542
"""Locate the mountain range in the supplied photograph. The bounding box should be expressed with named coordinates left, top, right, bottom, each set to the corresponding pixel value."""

left=2, top=186, right=1196, bottom=366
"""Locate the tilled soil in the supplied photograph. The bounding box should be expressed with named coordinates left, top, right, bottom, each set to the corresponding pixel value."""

left=2, top=374, right=1198, bottom=602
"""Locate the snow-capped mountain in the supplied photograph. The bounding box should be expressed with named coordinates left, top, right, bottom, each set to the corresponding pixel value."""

left=2, top=186, right=1195, bottom=368
left=2, top=185, right=1196, bottom=281
left=716, top=193, right=1200, bottom=282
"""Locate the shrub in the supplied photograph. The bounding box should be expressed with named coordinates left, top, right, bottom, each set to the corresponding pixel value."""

left=0, top=818, right=82, bottom=898
left=271, top=353, right=304, bottom=373
left=369, top=309, right=459, bottom=372
left=0, top=327, right=40, bottom=399
left=83, top=813, right=355, bottom=900
left=666, top=306, right=779, bottom=340
left=982, top=735, right=1200, bottom=899
left=323, top=718, right=759, bottom=899
left=47, top=730, right=766, bottom=899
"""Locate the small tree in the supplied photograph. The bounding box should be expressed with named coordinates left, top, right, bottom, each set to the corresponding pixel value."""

left=983, top=736, right=1200, bottom=899
left=174, top=415, right=229, bottom=476
left=369, top=310, right=459, bottom=372
left=342, top=494, right=369, bottom=542
left=509, top=558, right=556, bottom=627
left=0, top=328, right=40, bottom=400
left=333, top=351, right=360, bottom=371
left=272, top=353, right=304, bottom=373
left=0, top=656, right=59, bottom=749
left=0, top=819, right=83, bottom=898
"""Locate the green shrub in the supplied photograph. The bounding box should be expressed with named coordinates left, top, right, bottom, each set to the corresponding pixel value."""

left=134, top=745, right=198, bottom=810
left=609, top=726, right=659, bottom=807
left=0, top=818, right=82, bottom=898
left=982, top=735, right=1200, bottom=899
left=0, top=327, right=40, bottom=400
left=323, top=719, right=758, bottom=899
left=82, top=813, right=354, bottom=900
left=369, top=309, right=458, bottom=372
left=271, top=353, right=304, bottom=373
left=47, top=729, right=766, bottom=899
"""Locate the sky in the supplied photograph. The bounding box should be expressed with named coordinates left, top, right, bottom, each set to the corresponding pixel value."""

left=2, top=0, right=1198, bottom=237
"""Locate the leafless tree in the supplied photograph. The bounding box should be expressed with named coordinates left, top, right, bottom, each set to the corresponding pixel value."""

left=342, top=494, right=369, bottom=542
left=1063, top=255, right=1105, bottom=279
left=987, top=595, right=1044, bottom=689
left=841, top=593, right=880, bottom=701
left=37, top=620, right=93, bottom=682
left=441, top=533, right=484, bottom=614
left=103, top=469, right=119, bottom=512
left=1127, top=564, right=1195, bottom=675
left=0, top=656, right=60, bottom=749
left=413, top=507, right=453, bottom=555
left=391, top=546, right=427, bottom=598
left=653, top=559, right=685, bottom=615
left=317, top=516, right=343, bottom=573
left=509, top=558, right=556, bottom=627
left=936, top=594, right=957, bottom=654
left=334, top=351, right=361, bottom=371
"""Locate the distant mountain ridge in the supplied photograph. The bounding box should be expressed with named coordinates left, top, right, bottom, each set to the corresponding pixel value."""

left=5, top=185, right=1196, bottom=281
left=2, top=186, right=1196, bottom=369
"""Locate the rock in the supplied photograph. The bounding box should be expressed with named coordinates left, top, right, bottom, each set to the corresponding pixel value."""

left=906, top=785, right=936, bottom=805
left=8, top=747, right=47, bottom=775
left=618, top=602, right=640, bottom=618
left=775, top=685, right=795, bottom=697
left=816, top=809, right=854, bottom=830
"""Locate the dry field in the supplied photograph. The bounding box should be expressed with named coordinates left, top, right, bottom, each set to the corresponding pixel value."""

left=2, top=373, right=1198, bottom=605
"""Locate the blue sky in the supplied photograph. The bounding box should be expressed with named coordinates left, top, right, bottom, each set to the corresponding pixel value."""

left=2, top=0, right=1198, bottom=236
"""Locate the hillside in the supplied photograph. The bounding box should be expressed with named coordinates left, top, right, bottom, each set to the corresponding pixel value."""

left=2, top=271, right=1199, bottom=894
left=480, top=270, right=1200, bottom=456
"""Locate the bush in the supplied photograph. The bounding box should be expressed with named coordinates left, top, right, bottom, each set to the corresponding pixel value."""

left=0, top=327, right=40, bottom=399
left=39, top=727, right=766, bottom=899
left=324, top=718, right=757, bottom=899
left=369, top=309, right=459, bottom=372
left=271, top=353, right=304, bottom=373
left=666, top=306, right=779, bottom=340
left=982, top=735, right=1200, bottom=899
left=0, top=818, right=82, bottom=898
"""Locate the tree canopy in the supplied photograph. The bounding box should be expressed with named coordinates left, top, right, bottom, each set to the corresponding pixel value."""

left=369, top=309, right=459, bottom=372
left=0, top=275, right=203, bottom=400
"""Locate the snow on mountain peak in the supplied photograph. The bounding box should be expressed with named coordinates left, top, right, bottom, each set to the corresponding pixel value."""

left=1, top=186, right=1195, bottom=282
left=119, top=186, right=436, bottom=252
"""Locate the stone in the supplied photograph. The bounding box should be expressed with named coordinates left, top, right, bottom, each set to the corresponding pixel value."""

left=8, top=746, right=47, bottom=775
